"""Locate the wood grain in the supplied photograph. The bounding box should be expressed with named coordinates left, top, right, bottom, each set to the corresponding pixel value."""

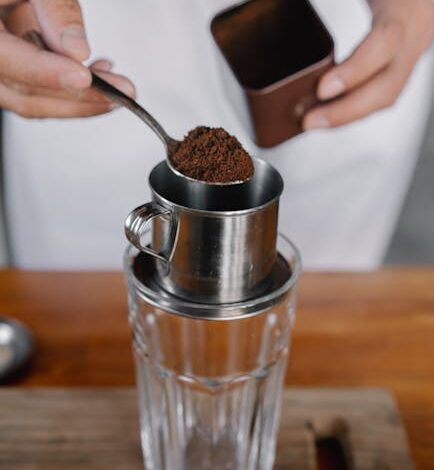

left=0, top=388, right=412, bottom=470
left=0, top=269, right=433, bottom=467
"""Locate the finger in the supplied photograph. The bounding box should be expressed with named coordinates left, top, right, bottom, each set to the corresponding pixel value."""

left=91, top=70, right=136, bottom=98
left=61, top=69, right=136, bottom=103
left=304, top=62, right=411, bottom=129
left=0, top=30, right=91, bottom=89
left=3, top=2, right=38, bottom=35
left=30, top=0, right=90, bottom=61
left=317, top=20, right=403, bottom=100
left=2, top=70, right=136, bottom=103
left=0, top=81, right=114, bottom=118
left=0, top=1, right=21, bottom=6
left=90, top=59, right=113, bottom=72
left=0, top=1, right=19, bottom=4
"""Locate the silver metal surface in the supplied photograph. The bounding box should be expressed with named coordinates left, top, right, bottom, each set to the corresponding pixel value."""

left=124, top=232, right=300, bottom=320
left=0, top=317, right=33, bottom=380
left=24, top=30, right=251, bottom=186
left=125, top=158, right=284, bottom=303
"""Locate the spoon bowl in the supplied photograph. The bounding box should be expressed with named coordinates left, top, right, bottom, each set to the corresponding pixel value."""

left=91, top=74, right=253, bottom=186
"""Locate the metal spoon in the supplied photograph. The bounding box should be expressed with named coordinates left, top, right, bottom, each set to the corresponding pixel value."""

left=24, top=30, right=250, bottom=186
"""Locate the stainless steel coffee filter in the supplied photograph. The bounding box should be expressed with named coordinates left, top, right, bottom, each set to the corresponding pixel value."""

left=125, top=158, right=283, bottom=303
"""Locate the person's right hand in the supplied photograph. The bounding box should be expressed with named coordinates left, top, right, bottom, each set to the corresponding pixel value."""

left=0, top=0, right=136, bottom=118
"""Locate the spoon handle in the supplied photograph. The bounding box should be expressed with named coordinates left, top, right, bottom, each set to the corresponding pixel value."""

left=89, top=73, right=173, bottom=148
left=23, top=30, right=175, bottom=150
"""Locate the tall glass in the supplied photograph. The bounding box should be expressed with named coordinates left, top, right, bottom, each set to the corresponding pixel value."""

left=124, top=235, right=300, bottom=470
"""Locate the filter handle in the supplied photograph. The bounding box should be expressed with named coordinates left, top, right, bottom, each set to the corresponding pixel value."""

left=125, top=202, right=175, bottom=263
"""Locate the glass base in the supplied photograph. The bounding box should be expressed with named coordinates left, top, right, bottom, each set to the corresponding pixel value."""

left=135, top=347, right=289, bottom=470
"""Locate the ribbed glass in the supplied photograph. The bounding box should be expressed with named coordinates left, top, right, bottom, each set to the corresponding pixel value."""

left=124, top=235, right=299, bottom=470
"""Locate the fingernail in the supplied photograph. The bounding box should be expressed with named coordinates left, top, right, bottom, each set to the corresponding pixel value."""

left=94, top=60, right=113, bottom=72
left=60, top=69, right=90, bottom=89
left=303, top=113, right=330, bottom=130
left=318, top=76, right=345, bottom=100
left=61, top=25, right=90, bottom=60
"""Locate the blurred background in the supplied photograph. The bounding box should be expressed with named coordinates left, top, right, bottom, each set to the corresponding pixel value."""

left=386, top=96, right=434, bottom=265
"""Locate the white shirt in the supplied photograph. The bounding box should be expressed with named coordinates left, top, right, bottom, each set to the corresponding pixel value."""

left=3, top=0, right=433, bottom=270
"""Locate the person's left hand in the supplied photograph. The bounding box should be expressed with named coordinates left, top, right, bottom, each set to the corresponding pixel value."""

left=303, top=0, right=434, bottom=130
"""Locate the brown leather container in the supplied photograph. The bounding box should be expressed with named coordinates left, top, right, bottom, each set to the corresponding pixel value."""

left=211, top=0, right=335, bottom=148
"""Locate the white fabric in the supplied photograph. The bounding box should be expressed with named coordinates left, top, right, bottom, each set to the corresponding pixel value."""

left=3, top=0, right=433, bottom=270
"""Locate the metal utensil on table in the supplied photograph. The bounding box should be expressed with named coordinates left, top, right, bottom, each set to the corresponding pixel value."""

left=0, top=317, right=34, bottom=381
left=24, top=30, right=250, bottom=186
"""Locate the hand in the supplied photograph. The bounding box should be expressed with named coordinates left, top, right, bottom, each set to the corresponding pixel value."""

left=0, top=0, right=135, bottom=118
left=303, top=0, right=434, bottom=130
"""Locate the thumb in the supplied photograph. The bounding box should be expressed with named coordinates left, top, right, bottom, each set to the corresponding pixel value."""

left=30, top=0, right=90, bottom=62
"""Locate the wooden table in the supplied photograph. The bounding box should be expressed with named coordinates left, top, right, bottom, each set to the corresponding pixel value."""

left=1, top=269, right=434, bottom=468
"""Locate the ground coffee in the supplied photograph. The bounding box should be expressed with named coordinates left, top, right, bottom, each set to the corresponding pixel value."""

left=171, top=126, right=254, bottom=184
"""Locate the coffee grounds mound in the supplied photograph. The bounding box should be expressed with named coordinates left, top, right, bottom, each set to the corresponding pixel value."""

left=171, top=126, right=254, bottom=184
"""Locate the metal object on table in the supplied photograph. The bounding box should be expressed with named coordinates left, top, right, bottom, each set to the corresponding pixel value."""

left=125, top=157, right=284, bottom=304
left=0, top=317, right=33, bottom=380
left=23, top=30, right=252, bottom=186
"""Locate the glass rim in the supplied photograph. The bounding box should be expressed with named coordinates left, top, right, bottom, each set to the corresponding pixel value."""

left=124, top=233, right=302, bottom=321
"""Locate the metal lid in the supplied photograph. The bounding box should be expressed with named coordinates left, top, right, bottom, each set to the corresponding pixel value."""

left=124, top=234, right=301, bottom=321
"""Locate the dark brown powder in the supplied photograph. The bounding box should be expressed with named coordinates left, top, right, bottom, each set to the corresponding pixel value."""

left=171, top=126, right=254, bottom=183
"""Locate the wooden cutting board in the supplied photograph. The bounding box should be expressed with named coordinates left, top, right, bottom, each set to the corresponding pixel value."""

left=0, top=388, right=413, bottom=469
